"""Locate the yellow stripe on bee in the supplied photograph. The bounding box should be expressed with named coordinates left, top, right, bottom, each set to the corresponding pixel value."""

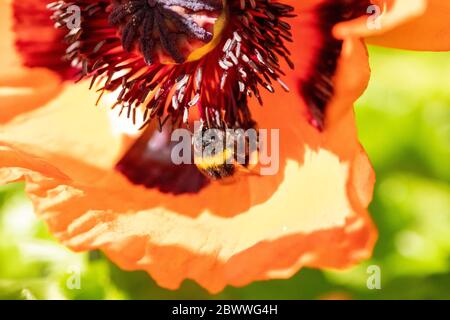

left=194, top=147, right=234, bottom=169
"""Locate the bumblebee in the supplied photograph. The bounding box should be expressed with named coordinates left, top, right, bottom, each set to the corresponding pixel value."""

left=193, top=125, right=259, bottom=181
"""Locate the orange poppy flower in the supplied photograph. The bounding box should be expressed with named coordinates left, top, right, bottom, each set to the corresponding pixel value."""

left=0, top=0, right=447, bottom=293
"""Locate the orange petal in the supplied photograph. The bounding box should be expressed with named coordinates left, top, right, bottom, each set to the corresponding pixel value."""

left=334, top=0, right=450, bottom=51
left=0, top=0, right=20, bottom=71
left=0, top=0, right=64, bottom=121
left=0, top=2, right=377, bottom=293
left=0, top=81, right=125, bottom=183
left=0, top=68, right=62, bottom=123
left=285, top=0, right=371, bottom=128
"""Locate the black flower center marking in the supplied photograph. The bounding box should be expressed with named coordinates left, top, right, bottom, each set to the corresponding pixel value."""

left=108, top=0, right=224, bottom=64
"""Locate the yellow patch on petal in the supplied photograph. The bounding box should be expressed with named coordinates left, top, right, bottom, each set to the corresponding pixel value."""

left=99, top=148, right=351, bottom=262
left=0, top=68, right=62, bottom=123
left=0, top=81, right=125, bottom=183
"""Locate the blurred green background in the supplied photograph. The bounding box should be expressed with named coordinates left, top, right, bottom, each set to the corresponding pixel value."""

left=1, top=46, right=449, bottom=300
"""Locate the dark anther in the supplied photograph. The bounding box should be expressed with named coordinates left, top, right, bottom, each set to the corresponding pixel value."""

left=109, top=0, right=223, bottom=64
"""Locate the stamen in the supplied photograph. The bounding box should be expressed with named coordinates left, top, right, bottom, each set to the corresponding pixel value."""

left=50, top=0, right=295, bottom=133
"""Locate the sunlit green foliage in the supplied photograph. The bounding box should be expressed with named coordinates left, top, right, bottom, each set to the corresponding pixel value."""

left=0, top=47, right=449, bottom=300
